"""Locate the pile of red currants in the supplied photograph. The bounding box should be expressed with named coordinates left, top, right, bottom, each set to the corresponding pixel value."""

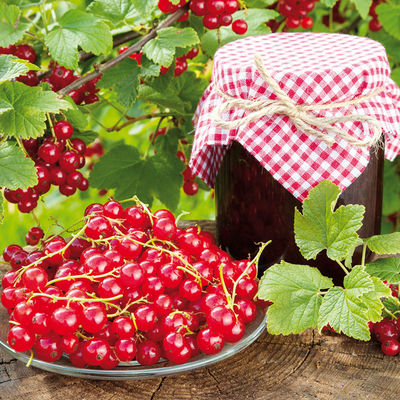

left=1, top=199, right=264, bottom=368
left=158, top=0, right=248, bottom=35
left=4, top=120, right=89, bottom=213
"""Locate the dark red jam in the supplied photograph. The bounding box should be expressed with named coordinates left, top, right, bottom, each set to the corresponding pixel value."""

left=215, top=141, right=384, bottom=284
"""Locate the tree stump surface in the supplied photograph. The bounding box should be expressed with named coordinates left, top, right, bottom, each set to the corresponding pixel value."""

left=0, top=220, right=399, bottom=400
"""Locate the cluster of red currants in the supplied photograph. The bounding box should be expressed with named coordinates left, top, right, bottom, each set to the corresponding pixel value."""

left=177, top=151, right=199, bottom=196
left=158, top=0, right=248, bottom=34
left=278, top=0, right=316, bottom=29
left=368, top=0, right=384, bottom=32
left=4, top=121, right=89, bottom=213
left=369, top=283, right=400, bottom=356
left=0, top=44, right=100, bottom=105
left=1, top=200, right=261, bottom=368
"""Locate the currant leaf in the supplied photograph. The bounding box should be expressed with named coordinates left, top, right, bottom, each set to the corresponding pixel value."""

left=0, top=4, right=30, bottom=47
left=366, top=258, right=400, bottom=283
left=89, top=144, right=184, bottom=210
left=317, top=266, right=378, bottom=340
left=143, top=27, right=199, bottom=67
left=361, top=277, right=391, bottom=323
left=0, top=82, right=71, bottom=139
left=0, top=55, right=39, bottom=83
left=45, top=10, right=113, bottom=69
left=377, top=3, right=400, bottom=40
left=294, top=180, right=365, bottom=261
left=258, top=261, right=333, bottom=335
left=366, top=232, right=400, bottom=255
left=351, top=0, right=373, bottom=19
left=0, top=142, right=38, bottom=189
left=87, top=0, right=137, bottom=26
left=98, top=59, right=140, bottom=108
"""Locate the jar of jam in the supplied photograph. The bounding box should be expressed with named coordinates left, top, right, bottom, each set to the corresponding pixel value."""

left=190, top=33, right=400, bottom=283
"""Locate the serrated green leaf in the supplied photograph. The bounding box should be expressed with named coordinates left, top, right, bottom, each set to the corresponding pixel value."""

left=138, top=71, right=207, bottom=115
left=317, top=286, right=371, bottom=340
left=0, top=4, right=30, bottom=47
left=294, top=180, right=365, bottom=261
left=345, top=237, right=364, bottom=269
left=87, top=0, right=137, bottom=25
left=63, top=100, right=88, bottom=131
left=362, top=277, right=390, bottom=323
left=72, top=130, right=98, bottom=146
left=140, top=55, right=161, bottom=79
left=45, top=10, right=112, bottom=69
left=98, top=59, right=140, bottom=108
left=143, top=27, right=199, bottom=67
left=366, top=258, right=400, bottom=283
left=0, top=55, right=38, bottom=83
left=0, top=142, right=37, bottom=189
left=154, top=128, right=180, bottom=155
left=320, top=0, right=338, bottom=7
left=343, top=265, right=374, bottom=298
left=377, top=3, right=400, bottom=40
left=258, top=261, right=333, bottom=335
left=366, top=233, right=400, bottom=255
left=131, top=0, right=157, bottom=16
left=201, top=9, right=276, bottom=57
left=352, top=0, right=372, bottom=19
left=0, top=82, right=71, bottom=139
left=317, top=266, right=379, bottom=340
left=89, top=144, right=184, bottom=210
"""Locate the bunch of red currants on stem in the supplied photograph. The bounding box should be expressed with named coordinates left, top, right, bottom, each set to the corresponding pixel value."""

left=1, top=199, right=266, bottom=368
left=4, top=120, right=89, bottom=213
left=278, top=0, right=317, bottom=29
left=158, top=0, right=248, bottom=35
left=0, top=44, right=100, bottom=105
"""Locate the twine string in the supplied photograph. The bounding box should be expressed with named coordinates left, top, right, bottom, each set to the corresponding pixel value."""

left=212, top=54, right=384, bottom=147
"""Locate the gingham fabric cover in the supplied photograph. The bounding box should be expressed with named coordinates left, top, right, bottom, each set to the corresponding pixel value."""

left=189, top=33, right=400, bottom=201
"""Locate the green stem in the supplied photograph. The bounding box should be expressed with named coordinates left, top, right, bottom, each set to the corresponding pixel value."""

left=361, top=242, right=367, bottom=267
left=383, top=304, right=397, bottom=320
left=337, top=260, right=350, bottom=275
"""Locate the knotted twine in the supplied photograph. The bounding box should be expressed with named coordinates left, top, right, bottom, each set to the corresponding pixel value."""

left=211, top=54, right=384, bottom=147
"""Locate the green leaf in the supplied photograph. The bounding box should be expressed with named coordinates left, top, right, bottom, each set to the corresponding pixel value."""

left=72, top=130, right=98, bottom=146
left=361, top=277, right=390, bottom=323
left=320, top=0, right=338, bottom=7
left=318, top=287, right=370, bottom=340
left=0, top=55, right=38, bottom=83
left=45, top=10, right=113, bottom=69
left=0, top=142, right=37, bottom=189
left=131, top=0, right=158, bottom=17
left=258, top=261, right=333, bottom=335
left=0, top=82, right=71, bottom=139
left=317, top=266, right=377, bottom=340
left=377, top=3, right=400, bottom=40
left=143, top=27, right=199, bottom=67
left=139, top=71, right=207, bottom=115
left=0, top=4, right=30, bottom=47
left=294, top=180, right=365, bottom=261
left=89, top=144, right=184, bottom=210
left=87, top=0, right=137, bottom=25
left=366, top=233, right=400, bottom=255
left=63, top=100, right=88, bottom=132
left=201, top=9, right=276, bottom=57
left=140, top=55, right=161, bottom=79
left=154, top=128, right=180, bottom=155
left=366, top=258, right=400, bottom=283
left=352, top=0, right=372, bottom=19
left=98, top=59, right=140, bottom=108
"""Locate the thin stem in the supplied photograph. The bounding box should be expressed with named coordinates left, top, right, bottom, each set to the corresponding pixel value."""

left=361, top=242, right=367, bottom=267
left=337, top=260, right=350, bottom=275
left=26, top=350, right=34, bottom=368
left=16, top=138, right=29, bottom=157
left=107, top=113, right=171, bottom=133
left=383, top=304, right=397, bottom=320
left=58, top=5, right=189, bottom=97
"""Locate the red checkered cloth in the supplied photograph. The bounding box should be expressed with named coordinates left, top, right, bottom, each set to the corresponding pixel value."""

left=189, top=33, right=400, bottom=201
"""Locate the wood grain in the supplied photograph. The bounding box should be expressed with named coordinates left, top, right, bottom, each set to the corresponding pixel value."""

left=0, top=220, right=399, bottom=400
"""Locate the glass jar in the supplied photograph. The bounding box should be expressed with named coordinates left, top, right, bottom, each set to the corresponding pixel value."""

left=215, top=141, right=384, bottom=284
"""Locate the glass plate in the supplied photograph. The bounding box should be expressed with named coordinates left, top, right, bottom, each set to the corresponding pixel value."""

left=0, top=303, right=267, bottom=380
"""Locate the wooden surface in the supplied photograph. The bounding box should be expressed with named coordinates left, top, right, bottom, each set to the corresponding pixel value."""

left=1, top=221, right=399, bottom=400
